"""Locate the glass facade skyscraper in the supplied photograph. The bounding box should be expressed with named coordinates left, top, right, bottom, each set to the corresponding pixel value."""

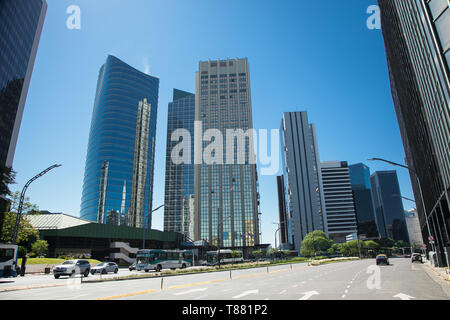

left=194, top=58, right=260, bottom=249
left=0, top=0, right=47, bottom=167
left=164, top=89, right=195, bottom=239
left=80, top=55, right=159, bottom=229
left=379, top=0, right=450, bottom=266
left=349, top=163, right=380, bottom=239
left=280, top=111, right=327, bottom=251
left=370, top=171, right=409, bottom=243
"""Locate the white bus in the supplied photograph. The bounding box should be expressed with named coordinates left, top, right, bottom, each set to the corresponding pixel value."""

left=206, top=249, right=243, bottom=266
left=136, top=249, right=194, bottom=272
left=0, top=244, right=18, bottom=278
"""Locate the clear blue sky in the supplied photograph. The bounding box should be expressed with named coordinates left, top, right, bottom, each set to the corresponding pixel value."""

left=11, top=0, right=413, bottom=246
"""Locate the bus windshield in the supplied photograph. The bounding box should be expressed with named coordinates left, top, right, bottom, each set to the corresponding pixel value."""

left=207, top=253, right=217, bottom=264
left=0, top=248, right=14, bottom=263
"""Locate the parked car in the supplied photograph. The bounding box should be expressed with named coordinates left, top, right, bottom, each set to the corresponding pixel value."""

left=91, top=262, right=118, bottom=275
left=53, top=259, right=91, bottom=279
left=129, top=261, right=136, bottom=271
left=376, top=254, right=389, bottom=265
left=411, top=253, right=423, bottom=263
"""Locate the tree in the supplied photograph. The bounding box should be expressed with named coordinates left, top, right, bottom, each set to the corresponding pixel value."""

left=300, top=231, right=332, bottom=257
left=1, top=210, right=39, bottom=245
left=0, top=165, right=16, bottom=239
left=362, top=240, right=380, bottom=248
left=31, top=240, right=48, bottom=257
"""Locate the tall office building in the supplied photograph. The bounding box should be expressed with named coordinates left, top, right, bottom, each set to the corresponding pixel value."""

left=370, top=171, right=410, bottom=243
left=164, top=89, right=195, bottom=239
left=379, top=0, right=450, bottom=266
left=349, top=163, right=380, bottom=239
left=280, top=111, right=327, bottom=251
left=80, top=55, right=159, bottom=229
left=321, top=161, right=357, bottom=243
left=405, top=209, right=425, bottom=247
left=276, top=175, right=290, bottom=249
left=0, top=0, right=47, bottom=168
left=194, top=58, right=260, bottom=249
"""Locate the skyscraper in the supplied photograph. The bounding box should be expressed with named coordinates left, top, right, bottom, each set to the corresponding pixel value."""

left=370, top=171, right=409, bottom=243
left=321, top=161, right=357, bottom=243
left=194, top=58, right=260, bottom=249
left=378, top=0, right=450, bottom=266
left=349, top=163, right=379, bottom=239
left=276, top=175, right=290, bottom=249
left=280, top=111, right=327, bottom=251
left=164, top=89, right=195, bottom=239
left=80, top=55, right=159, bottom=229
left=0, top=0, right=47, bottom=167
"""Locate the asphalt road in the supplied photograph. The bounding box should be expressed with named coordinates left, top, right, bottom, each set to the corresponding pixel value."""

left=0, top=258, right=448, bottom=300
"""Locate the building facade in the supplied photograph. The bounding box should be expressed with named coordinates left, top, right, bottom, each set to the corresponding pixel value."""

left=370, top=171, right=410, bottom=243
left=276, top=175, right=290, bottom=249
left=80, top=55, right=159, bottom=229
left=0, top=0, right=47, bottom=168
left=349, top=163, right=380, bottom=239
left=194, top=58, right=260, bottom=249
left=280, top=111, right=327, bottom=251
left=321, top=161, right=358, bottom=243
left=379, top=0, right=450, bottom=266
left=164, top=89, right=195, bottom=239
left=405, top=209, right=425, bottom=248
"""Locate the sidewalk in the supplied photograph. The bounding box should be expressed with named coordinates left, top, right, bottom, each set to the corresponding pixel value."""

left=423, top=260, right=450, bottom=282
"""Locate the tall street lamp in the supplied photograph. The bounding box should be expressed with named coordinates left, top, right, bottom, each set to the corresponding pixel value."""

left=142, top=204, right=164, bottom=249
left=12, top=164, right=62, bottom=244
left=368, top=157, right=438, bottom=263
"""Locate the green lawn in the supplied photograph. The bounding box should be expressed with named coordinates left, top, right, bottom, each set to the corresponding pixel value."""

left=16, top=258, right=102, bottom=266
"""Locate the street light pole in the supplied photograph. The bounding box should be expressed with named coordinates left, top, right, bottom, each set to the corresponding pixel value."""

left=368, top=158, right=438, bottom=263
left=142, top=204, right=164, bottom=249
left=12, top=164, right=62, bottom=244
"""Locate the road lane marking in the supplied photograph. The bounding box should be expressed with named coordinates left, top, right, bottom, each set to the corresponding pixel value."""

left=168, top=278, right=226, bottom=290
left=233, top=289, right=259, bottom=299
left=234, top=273, right=265, bottom=280
left=96, top=289, right=157, bottom=300
left=174, top=288, right=208, bottom=296
left=299, top=291, right=319, bottom=300
left=393, top=293, right=415, bottom=300
left=279, top=290, right=287, bottom=294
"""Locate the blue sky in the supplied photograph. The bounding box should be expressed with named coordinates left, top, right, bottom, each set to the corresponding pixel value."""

left=11, top=0, right=413, bottom=246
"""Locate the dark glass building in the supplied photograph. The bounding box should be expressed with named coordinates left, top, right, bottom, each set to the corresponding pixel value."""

left=164, top=89, right=195, bottom=239
left=280, top=111, right=327, bottom=251
left=80, top=55, right=159, bottom=229
left=276, top=175, right=290, bottom=249
left=379, top=0, right=450, bottom=266
left=349, top=163, right=379, bottom=239
left=194, top=58, right=260, bottom=249
left=370, top=171, right=409, bottom=243
left=0, top=0, right=47, bottom=167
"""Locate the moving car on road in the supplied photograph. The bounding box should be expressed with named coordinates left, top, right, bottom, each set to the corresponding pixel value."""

left=411, top=253, right=423, bottom=263
left=91, top=262, right=118, bottom=275
left=376, top=254, right=389, bottom=265
left=53, top=259, right=91, bottom=278
left=129, top=261, right=136, bottom=271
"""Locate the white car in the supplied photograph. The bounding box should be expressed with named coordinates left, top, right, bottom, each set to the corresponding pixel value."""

left=53, top=259, right=91, bottom=278
left=91, top=262, right=119, bottom=275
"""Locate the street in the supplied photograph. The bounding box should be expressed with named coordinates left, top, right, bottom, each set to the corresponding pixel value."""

left=0, top=258, right=448, bottom=300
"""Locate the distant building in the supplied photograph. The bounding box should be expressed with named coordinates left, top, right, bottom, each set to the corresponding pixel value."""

left=276, top=175, right=290, bottom=250
left=280, top=111, right=327, bottom=251
left=349, top=163, right=380, bottom=239
left=80, top=55, right=159, bottom=229
left=321, top=161, right=357, bottom=243
left=0, top=0, right=47, bottom=167
left=405, top=209, right=424, bottom=247
left=370, top=171, right=409, bottom=243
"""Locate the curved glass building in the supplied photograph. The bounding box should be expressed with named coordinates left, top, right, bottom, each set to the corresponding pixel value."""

left=80, top=55, right=159, bottom=229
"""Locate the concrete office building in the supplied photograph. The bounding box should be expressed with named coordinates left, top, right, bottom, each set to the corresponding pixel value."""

left=321, top=161, right=358, bottom=243
left=280, top=111, right=327, bottom=251
left=378, top=0, right=450, bottom=266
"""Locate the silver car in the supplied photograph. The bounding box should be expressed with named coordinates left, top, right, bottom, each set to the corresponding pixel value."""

left=90, top=262, right=119, bottom=275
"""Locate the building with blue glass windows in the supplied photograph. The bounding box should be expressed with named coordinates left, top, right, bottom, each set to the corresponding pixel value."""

left=0, top=0, right=47, bottom=168
left=80, top=55, right=159, bottom=229
left=164, top=89, right=195, bottom=239
left=370, top=171, right=409, bottom=243
left=349, top=163, right=379, bottom=239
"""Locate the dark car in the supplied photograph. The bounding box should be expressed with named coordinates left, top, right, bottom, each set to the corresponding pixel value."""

left=376, top=254, right=389, bottom=265
left=411, top=253, right=423, bottom=263
left=91, top=262, right=119, bottom=275
left=53, top=259, right=91, bottom=278
left=129, top=261, right=136, bottom=271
